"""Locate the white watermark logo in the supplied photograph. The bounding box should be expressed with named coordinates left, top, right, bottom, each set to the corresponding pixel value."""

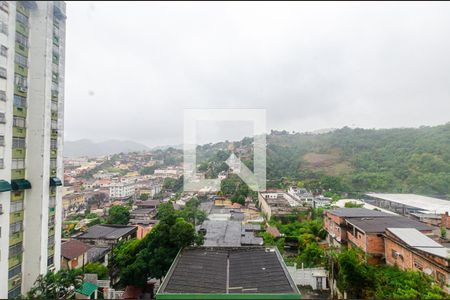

left=183, top=109, right=266, bottom=192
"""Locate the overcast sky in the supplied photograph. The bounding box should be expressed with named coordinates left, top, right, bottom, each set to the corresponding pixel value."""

left=65, top=1, right=450, bottom=147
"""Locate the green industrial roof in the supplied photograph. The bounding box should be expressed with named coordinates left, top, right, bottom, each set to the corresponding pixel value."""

left=11, top=179, right=31, bottom=191
left=50, top=176, right=62, bottom=187
left=76, top=281, right=98, bottom=297
left=0, top=180, right=11, bottom=192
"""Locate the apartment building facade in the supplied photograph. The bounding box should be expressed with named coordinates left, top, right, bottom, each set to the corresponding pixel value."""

left=0, top=1, right=66, bottom=298
left=109, top=180, right=135, bottom=199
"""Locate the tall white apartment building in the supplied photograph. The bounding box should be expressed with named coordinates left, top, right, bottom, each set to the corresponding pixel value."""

left=109, top=180, right=136, bottom=200
left=0, top=1, right=66, bottom=298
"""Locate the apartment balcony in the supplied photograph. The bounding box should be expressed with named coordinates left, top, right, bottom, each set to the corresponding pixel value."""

left=11, top=169, right=25, bottom=180
left=51, top=149, right=57, bottom=158
left=11, top=191, right=23, bottom=201
left=52, top=55, right=59, bottom=65
left=8, top=276, right=21, bottom=291
left=9, top=231, right=23, bottom=245
left=12, top=148, right=25, bottom=159
left=48, top=227, right=55, bottom=236
left=51, top=111, right=58, bottom=120
left=53, top=35, right=60, bottom=46
left=53, top=1, right=66, bottom=20
left=12, top=127, right=26, bottom=138
left=49, top=207, right=55, bottom=216
left=16, top=2, right=30, bottom=16
left=51, top=89, right=58, bottom=100
left=50, top=168, right=57, bottom=177
left=8, top=254, right=22, bottom=268
left=51, top=129, right=58, bottom=138
left=15, top=21, right=28, bottom=37
left=15, top=42, right=28, bottom=57
left=52, top=72, right=59, bottom=83
left=14, top=85, right=27, bottom=97
left=48, top=246, right=55, bottom=256
left=10, top=211, right=24, bottom=223
left=13, top=106, right=26, bottom=118
left=14, top=64, right=28, bottom=77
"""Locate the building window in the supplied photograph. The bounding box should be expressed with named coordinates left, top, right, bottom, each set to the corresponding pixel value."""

left=50, top=158, right=57, bottom=169
left=52, top=72, right=58, bottom=82
left=14, top=53, right=27, bottom=67
left=0, top=67, right=6, bottom=79
left=13, top=116, right=25, bottom=128
left=49, top=197, right=56, bottom=208
left=0, top=135, right=4, bottom=146
left=16, top=11, right=28, bottom=25
left=8, top=285, right=21, bottom=299
left=48, top=235, right=55, bottom=246
left=10, top=221, right=23, bottom=234
left=14, top=74, right=27, bottom=92
left=12, top=137, right=25, bottom=148
left=51, top=139, right=57, bottom=149
left=436, top=271, right=446, bottom=286
left=8, top=264, right=21, bottom=279
left=51, top=119, right=58, bottom=130
left=52, top=53, right=59, bottom=64
left=10, top=201, right=23, bottom=213
left=47, top=255, right=54, bottom=266
left=0, top=90, right=6, bottom=101
left=413, top=259, right=423, bottom=271
left=0, top=45, right=7, bottom=57
left=11, top=158, right=25, bottom=169
left=15, top=32, right=28, bottom=48
left=9, top=242, right=23, bottom=258
left=0, top=1, right=9, bottom=14
left=0, top=21, right=7, bottom=35
left=13, top=95, right=26, bottom=108
left=0, top=112, right=5, bottom=123
left=51, top=100, right=58, bottom=111
left=0, top=158, right=3, bottom=169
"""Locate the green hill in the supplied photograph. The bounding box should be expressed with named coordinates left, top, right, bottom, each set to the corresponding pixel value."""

left=197, top=123, right=450, bottom=198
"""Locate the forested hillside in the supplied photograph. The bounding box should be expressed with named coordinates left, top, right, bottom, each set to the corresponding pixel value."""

left=197, top=123, right=450, bottom=198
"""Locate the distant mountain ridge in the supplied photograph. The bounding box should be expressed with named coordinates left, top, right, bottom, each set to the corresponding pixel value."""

left=64, top=139, right=150, bottom=157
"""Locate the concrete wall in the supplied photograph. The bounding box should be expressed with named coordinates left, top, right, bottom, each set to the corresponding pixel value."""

left=286, top=266, right=328, bottom=290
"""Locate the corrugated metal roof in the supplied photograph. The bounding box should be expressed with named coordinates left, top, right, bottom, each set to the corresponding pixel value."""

left=388, top=227, right=450, bottom=259
left=366, top=193, right=450, bottom=214
left=327, top=208, right=392, bottom=218
left=388, top=228, right=441, bottom=247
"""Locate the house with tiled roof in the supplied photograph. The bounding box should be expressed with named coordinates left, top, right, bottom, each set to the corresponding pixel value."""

left=61, top=240, right=90, bottom=270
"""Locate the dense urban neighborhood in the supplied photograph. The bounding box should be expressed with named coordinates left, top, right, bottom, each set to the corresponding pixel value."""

left=43, top=137, right=449, bottom=299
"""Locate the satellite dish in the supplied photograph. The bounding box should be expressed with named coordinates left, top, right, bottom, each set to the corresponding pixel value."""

left=424, top=268, right=432, bottom=275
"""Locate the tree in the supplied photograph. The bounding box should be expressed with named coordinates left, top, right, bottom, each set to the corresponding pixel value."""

left=84, top=262, right=109, bottom=280
left=116, top=203, right=203, bottom=287
left=344, top=201, right=364, bottom=208
left=178, top=197, right=207, bottom=225
left=297, top=242, right=324, bottom=268
left=85, top=212, right=99, bottom=219
left=139, top=193, right=150, bottom=201
left=107, top=205, right=130, bottom=225
left=330, top=248, right=446, bottom=299
left=27, top=269, right=83, bottom=299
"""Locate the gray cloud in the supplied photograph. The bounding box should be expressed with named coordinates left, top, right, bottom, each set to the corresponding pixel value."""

left=65, top=2, right=450, bottom=147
